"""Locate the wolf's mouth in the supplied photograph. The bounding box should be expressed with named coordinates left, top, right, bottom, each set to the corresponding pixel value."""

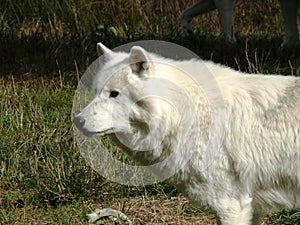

left=73, top=116, right=114, bottom=137
left=80, top=128, right=114, bottom=137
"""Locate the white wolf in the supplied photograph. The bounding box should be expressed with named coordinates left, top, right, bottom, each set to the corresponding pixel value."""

left=181, top=0, right=299, bottom=49
left=73, top=43, right=300, bottom=225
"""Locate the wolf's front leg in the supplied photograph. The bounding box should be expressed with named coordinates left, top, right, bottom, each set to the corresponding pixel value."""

left=214, top=196, right=254, bottom=225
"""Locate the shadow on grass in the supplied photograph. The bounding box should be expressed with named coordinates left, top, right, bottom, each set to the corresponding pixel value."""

left=1, top=34, right=299, bottom=80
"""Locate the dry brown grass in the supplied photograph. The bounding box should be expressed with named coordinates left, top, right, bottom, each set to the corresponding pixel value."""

left=88, top=195, right=279, bottom=225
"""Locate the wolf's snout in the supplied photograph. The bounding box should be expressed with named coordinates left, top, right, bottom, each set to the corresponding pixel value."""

left=73, top=116, right=85, bottom=130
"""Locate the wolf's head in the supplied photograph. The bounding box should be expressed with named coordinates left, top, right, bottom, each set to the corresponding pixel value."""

left=73, top=42, right=222, bottom=176
left=73, top=43, right=175, bottom=144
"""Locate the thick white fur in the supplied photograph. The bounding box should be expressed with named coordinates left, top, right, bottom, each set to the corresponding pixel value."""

left=74, top=44, right=300, bottom=225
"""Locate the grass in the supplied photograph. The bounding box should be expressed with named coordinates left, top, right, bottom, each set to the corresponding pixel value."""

left=1, top=0, right=299, bottom=76
left=0, top=0, right=293, bottom=42
left=1, top=57, right=299, bottom=225
left=0, top=0, right=300, bottom=224
left=0, top=75, right=184, bottom=224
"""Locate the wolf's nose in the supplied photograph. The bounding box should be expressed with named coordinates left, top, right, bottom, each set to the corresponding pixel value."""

left=73, top=116, right=85, bottom=129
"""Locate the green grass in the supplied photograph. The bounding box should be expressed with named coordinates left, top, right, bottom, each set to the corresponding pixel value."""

left=0, top=0, right=299, bottom=77
left=1, top=61, right=299, bottom=225
left=0, top=0, right=292, bottom=42
left=0, top=0, right=299, bottom=224
left=0, top=76, right=182, bottom=224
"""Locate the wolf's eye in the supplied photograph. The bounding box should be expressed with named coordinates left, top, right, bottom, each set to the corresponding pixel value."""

left=109, top=90, right=119, bottom=98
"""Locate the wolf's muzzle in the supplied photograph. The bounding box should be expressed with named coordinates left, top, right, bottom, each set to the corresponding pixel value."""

left=73, top=116, right=99, bottom=137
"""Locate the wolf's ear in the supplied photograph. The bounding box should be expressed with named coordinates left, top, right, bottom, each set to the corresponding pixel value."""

left=97, top=42, right=114, bottom=59
left=129, top=46, right=152, bottom=76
